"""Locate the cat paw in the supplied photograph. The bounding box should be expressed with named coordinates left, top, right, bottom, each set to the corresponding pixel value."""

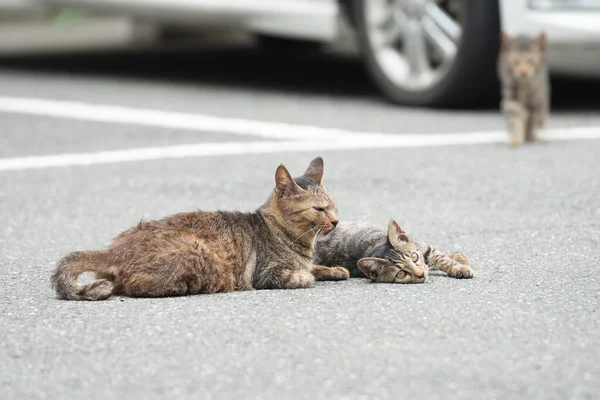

left=448, top=264, right=473, bottom=279
left=313, top=266, right=350, bottom=281
left=327, top=267, right=350, bottom=281
left=507, top=138, right=524, bottom=147
left=448, top=252, right=470, bottom=266
left=286, top=270, right=315, bottom=289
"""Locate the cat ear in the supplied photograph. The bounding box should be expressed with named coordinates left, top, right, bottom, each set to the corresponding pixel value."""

left=500, top=31, right=512, bottom=51
left=536, top=31, right=547, bottom=52
left=275, top=164, right=302, bottom=199
left=357, top=257, right=389, bottom=280
left=387, top=219, right=409, bottom=248
left=302, top=157, right=324, bottom=185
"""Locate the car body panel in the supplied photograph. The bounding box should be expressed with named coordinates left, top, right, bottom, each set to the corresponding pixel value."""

left=4, top=0, right=600, bottom=81
left=38, top=0, right=339, bottom=41
left=500, top=0, right=600, bottom=77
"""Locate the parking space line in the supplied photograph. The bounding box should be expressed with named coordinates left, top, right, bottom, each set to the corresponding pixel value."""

left=1, top=127, right=600, bottom=171
left=0, top=96, right=352, bottom=141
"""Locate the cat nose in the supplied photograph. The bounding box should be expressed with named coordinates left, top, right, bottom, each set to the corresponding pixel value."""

left=331, top=220, right=338, bottom=227
left=415, top=271, right=425, bottom=279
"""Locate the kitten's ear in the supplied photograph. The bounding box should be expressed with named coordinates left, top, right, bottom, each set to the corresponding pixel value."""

left=500, top=31, right=511, bottom=51
left=302, top=156, right=324, bottom=184
left=275, top=164, right=302, bottom=199
left=357, top=257, right=389, bottom=280
left=536, top=31, right=547, bottom=52
left=387, top=219, right=409, bottom=248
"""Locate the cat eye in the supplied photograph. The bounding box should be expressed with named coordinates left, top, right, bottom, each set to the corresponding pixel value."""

left=411, top=252, right=419, bottom=262
left=396, top=270, right=407, bottom=279
left=313, top=207, right=326, bottom=212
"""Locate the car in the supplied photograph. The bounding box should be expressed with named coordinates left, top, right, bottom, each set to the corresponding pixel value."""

left=5, top=0, right=600, bottom=107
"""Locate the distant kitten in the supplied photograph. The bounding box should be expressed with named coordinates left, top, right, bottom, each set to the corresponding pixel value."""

left=314, top=219, right=473, bottom=284
left=498, top=31, right=550, bottom=147
left=51, top=157, right=348, bottom=301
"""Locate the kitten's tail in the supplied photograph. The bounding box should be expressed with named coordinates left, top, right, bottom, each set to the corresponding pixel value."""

left=51, top=250, right=115, bottom=301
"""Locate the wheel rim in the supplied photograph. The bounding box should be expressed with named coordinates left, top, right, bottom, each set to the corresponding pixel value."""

left=365, top=0, right=463, bottom=92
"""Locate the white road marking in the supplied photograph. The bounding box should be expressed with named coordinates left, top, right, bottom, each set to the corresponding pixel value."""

left=1, top=127, right=600, bottom=171
left=0, top=96, right=351, bottom=141
left=0, top=95, right=599, bottom=171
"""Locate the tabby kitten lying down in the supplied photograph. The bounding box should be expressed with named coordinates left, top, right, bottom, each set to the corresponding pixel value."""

left=314, top=219, right=473, bottom=283
left=51, top=157, right=349, bottom=301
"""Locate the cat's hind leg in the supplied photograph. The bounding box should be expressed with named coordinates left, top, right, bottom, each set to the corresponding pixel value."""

left=312, top=265, right=350, bottom=281
left=118, top=249, right=235, bottom=297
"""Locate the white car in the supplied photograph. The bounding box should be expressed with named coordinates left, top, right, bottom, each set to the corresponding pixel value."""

left=6, top=0, right=600, bottom=107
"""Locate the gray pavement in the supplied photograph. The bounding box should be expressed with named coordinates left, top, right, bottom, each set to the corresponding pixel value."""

left=0, top=45, right=599, bottom=400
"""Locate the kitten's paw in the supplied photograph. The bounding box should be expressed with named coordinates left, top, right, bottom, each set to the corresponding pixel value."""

left=507, top=138, right=524, bottom=148
left=448, top=264, right=473, bottom=279
left=526, top=131, right=541, bottom=142
left=448, top=252, right=470, bottom=266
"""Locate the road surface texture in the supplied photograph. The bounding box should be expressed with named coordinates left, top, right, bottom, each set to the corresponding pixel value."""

left=0, top=43, right=599, bottom=400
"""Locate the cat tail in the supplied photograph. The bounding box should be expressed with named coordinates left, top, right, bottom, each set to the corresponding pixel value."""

left=51, top=250, right=115, bottom=301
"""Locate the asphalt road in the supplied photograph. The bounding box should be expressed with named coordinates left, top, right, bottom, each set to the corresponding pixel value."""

left=0, top=43, right=599, bottom=400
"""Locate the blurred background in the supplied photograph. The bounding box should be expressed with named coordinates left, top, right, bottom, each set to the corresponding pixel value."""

left=1, top=0, right=600, bottom=109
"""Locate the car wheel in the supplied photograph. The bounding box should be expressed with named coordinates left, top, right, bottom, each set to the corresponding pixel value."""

left=352, top=0, right=500, bottom=107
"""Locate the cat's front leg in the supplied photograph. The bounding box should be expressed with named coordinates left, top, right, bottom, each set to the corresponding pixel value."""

left=283, top=269, right=315, bottom=289
left=446, top=252, right=470, bottom=266
left=312, top=265, right=350, bottom=281
left=256, top=264, right=315, bottom=290
left=526, top=105, right=548, bottom=142
left=426, top=248, right=473, bottom=279
left=503, top=100, right=527, bottom=147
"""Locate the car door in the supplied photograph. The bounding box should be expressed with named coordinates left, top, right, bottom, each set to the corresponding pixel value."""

left=38, top=0, right=339, bottom=41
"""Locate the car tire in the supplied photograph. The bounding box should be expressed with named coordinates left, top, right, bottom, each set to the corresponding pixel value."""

left=352, top=0, right=500, bottom=108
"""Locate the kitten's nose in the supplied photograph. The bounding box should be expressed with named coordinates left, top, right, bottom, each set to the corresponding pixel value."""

left=331, top=220, right=339, bottom=228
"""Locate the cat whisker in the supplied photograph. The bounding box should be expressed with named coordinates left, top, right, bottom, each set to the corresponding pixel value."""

left=293, top=226, right=321, bottom=244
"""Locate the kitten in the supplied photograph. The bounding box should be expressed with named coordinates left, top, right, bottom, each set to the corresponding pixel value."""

left=498, top=31, right=550, bottom=147
left=314, top=219, right=473, bottom=284
left=51, top=157, right=349, bottom=301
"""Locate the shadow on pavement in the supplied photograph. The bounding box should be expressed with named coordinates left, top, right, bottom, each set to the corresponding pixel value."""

left=0, top=41, right=599, bottom=112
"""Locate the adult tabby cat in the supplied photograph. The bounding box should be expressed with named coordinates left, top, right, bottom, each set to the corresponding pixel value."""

left=498, top=31, right=550, bottom=147
left=314, top=219, right=473, bottom=284
left=51, top=157, right=349, bottom=301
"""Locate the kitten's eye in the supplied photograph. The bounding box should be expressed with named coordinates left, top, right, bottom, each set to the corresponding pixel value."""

left=313, top=207, right=325, bottom=212
left=396, top=270, right=407, bottom=279
left=411, top=252, right=419, bottom=263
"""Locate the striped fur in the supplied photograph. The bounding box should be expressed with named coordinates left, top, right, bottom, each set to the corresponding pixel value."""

left=314, top=219, right=473, bottom=283
left=498, top=31, right=550, bottom=147
left=50, top=157, right=348, bottom=301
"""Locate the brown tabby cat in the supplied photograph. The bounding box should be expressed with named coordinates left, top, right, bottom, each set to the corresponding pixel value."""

left=498, top=31, right=550, bottom=147
left=314, top=219, right=473, bottom=284
left=51, top=157, right=349, bottom=301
